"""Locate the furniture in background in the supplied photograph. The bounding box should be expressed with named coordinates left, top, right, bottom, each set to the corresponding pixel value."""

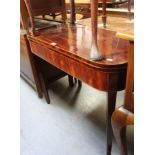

left=99, top=0, right=133, bottom=26
left=66, top=0, right=131, bottom=25
left=20, top=0, right=43, bottom=97
left=112, top=32, right=134, bottom=155
left=24, top=0, right=67, bottom=35
left=20, top=0, right=77, bottom=104
left=20, top=30, right=42, bottom=98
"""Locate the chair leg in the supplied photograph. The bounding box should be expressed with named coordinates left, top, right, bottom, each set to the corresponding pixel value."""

left=74, top=78, right=82, bottom=87
left=74, top=78, right=77, bottom=84
left=68, top=75, right=74, bottom=87
left=78, top=80, right=82, bottom=87
left=68, top=75, right=82, bottom=87
left=52, top=13, right=56, bottom=20
left=112, top=110, right=128, bottom=155
left=39, top=73, right=50, bottom=104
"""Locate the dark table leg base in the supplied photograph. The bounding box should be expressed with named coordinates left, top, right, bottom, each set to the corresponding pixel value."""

left=106, top=91, right=117, bottom=155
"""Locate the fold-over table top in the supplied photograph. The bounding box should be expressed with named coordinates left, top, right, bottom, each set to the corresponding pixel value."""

left=28, top=23, right=130, bottom=70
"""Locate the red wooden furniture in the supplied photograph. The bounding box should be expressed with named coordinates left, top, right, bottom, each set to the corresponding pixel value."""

left=112, top=32, right=134, bottom=155
left=20, top=30, right=43, bottom=98
left=20, top=0, right=43, bottom=98
left=21, top=0, right=77, bottom=104
left=100, top=0, right=133, bottom=26
left=68, top=0, right=131, bottom=26
left=101, top=0, right=107, bottom=27
left=69, top=0, right=106, bottom=25
left=27, top=24, right=130, bottom=154
left=90, top=0, right=103, bottom=61
left=25, top=0, right=133, bottom=154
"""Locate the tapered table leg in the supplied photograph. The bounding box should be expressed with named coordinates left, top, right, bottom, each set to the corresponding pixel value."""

left=106, top=91, right=117, bottom=155
left=68, top=75, right=74, bottom=87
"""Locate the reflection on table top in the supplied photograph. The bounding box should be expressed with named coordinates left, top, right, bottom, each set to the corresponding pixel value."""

left=28, top=23, right=130, bottom=70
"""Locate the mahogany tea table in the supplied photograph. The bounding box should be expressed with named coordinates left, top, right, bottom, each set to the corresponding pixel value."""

left=28, top=24, right=129, bottom=155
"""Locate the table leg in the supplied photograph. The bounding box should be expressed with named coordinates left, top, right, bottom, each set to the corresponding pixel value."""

left=39, top=73, right=50, bottom=104
left=106, top=91, right=117, bottom=155
left=70, top=0, right=75, bottom=24
left=68, top=75, right=74, bottom=87
left=29, top=48, right=43, bottom=99
left=102, top=0, right=106, bottom=27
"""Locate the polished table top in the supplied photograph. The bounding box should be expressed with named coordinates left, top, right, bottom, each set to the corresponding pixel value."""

left=28, top=23, right=129, bottom=71
left=28, top=23, right=130, bottom=92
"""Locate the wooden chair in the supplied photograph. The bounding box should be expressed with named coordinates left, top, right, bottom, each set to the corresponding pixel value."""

left=21, top=0, right=78, bottom=104
left=24, top=0, right=67, bottom=36
left=112, top=32, right=134, bottom=155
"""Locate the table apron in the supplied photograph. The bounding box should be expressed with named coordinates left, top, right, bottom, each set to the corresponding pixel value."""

left=30, top=41, right=126, bottom=92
